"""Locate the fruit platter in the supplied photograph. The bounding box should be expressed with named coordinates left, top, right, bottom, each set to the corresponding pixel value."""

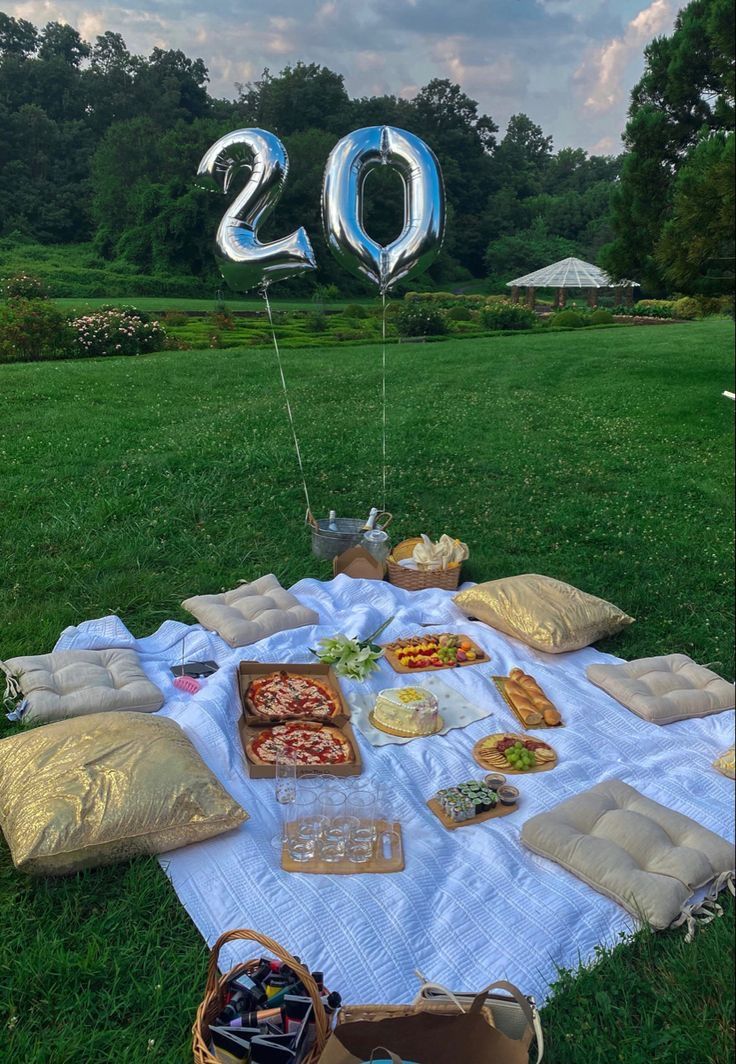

left=473, top=732, right=557, bottom=774
left=382, top=633, right=489, bottom=673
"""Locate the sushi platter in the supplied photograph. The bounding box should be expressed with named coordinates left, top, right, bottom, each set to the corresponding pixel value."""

left=427, top=778, right=520, bottom=831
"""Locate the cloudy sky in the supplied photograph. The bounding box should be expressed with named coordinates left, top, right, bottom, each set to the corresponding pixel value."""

left=8, top=0, right=679, bottom=152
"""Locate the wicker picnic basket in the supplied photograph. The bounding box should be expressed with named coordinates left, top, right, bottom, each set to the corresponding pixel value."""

left=192, top=929, right=330, bottom=1064
left=387, top=537, right=462, bottom=592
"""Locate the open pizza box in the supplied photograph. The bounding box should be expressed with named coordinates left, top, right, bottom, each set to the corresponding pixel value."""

left=238, top=718, right=363, bottom=778
left=237, top=660, right=351, bottom=728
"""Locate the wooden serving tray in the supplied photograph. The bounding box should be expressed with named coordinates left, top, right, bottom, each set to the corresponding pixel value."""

left=427, top=797, right=518, bottom=831
left=382, top=634, right=489, bottom=674
left=472, top=732, right=557, bottom=774
left=492, top=676, right=564, bottom=730
left=281, top=821, right=404, bottom=874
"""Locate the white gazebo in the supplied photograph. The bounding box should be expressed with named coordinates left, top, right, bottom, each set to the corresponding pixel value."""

left=506, top=256, right=639, bottom=309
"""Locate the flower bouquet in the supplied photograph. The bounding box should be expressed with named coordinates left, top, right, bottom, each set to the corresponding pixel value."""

left=312, top=617, right=394, bottom=681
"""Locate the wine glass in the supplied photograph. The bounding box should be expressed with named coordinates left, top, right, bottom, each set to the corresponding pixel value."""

left=271, top=749, right=297, bottom=850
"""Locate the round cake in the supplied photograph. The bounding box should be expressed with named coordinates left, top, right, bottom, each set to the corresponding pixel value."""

left=371, top=686, right=441, bottom=737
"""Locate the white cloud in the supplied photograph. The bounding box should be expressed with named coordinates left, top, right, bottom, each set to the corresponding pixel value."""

left=588, top=134, right=617, bottom=155
left=578, top=0, right=676, bottom=113
left=4, top=0, right=674, bottom=151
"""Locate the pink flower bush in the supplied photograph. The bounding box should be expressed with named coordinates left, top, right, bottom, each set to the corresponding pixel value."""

left=2, top=273, right=48, bottom=300
left=71, top=307, right=167, bottom=357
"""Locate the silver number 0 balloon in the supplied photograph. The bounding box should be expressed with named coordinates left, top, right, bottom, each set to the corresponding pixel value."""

left=321, top=126, right=445, bottom=292
left=196, top=128, right=316, bottom=292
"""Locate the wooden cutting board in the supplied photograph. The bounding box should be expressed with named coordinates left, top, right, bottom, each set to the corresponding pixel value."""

left=281, top=821, right=404, bottom=874
left=492, top=675, right=564, bottom=729
left=427, top=797, right=518, bottom=830
left=382, top=634, right=489, bottom=674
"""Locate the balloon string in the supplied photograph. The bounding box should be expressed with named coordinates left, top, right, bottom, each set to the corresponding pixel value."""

left=382, top=290, right=387, bottom=512
left=262, top=285, right=312, bottom=517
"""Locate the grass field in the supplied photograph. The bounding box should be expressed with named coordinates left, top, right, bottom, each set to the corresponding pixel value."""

left=0, top=320, right=734, bottom=1061
left=48, top=296, right=367, bottom=313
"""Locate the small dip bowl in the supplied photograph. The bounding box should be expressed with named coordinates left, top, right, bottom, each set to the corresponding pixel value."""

left=483, top=772, right=507, bottom=790
left=497, top=784, right=519, bottom=806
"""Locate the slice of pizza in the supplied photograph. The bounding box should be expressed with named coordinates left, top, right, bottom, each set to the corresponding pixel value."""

left=245, top=672, right=342, bottom=721
left=246, top=722, right=355, bottom=766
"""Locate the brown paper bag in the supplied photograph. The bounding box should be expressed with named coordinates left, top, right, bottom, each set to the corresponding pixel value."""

left=318, top=985, right=532, bottom=1064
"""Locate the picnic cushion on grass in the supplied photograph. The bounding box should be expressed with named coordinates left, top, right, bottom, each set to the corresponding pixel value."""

left=586, top=654, right=735, bottom=725
left=1, top=648, right=163, bottom=724
left=454, top=574, right=633, bottom=653
left=182, top=573, right=319, bottom=648
left=520, top=779, right=734, bottom=930
left=0, top=712, right=247, bottom=875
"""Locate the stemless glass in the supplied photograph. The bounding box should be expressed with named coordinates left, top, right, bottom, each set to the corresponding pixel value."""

left=345, top=788, right=376, bottom=864
left=318, top=789, right=349, bottom=862
left=285, top=792, right=318, bottom=863
left=348, top=788, right=376, bottom=845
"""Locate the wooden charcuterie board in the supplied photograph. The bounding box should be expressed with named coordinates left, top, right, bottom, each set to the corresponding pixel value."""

left=382, top=633, right=489, bottom=673
left=473, top=732, right=557, bottom=774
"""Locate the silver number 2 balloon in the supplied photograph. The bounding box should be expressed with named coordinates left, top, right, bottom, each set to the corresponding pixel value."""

left=321, top=126, right=445, bottom=293
left=196, top=128, right=316, bottom=292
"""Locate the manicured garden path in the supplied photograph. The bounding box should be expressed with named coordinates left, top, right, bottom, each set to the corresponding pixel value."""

left=1, top=320, right=733, bottom=1061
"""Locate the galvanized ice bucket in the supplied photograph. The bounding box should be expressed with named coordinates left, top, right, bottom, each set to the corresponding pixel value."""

left=307, top=511, right=392, bottom=560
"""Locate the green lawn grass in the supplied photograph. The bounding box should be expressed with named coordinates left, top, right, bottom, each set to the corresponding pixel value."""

left=0, top=321, right=733, bottom=1061
left=47, top=296, right=371, bottom=313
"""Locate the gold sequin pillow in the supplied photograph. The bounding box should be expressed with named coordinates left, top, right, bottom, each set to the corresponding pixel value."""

left=454, top=574, right=634, bottom=653
left=0, top=712, right=247, bottom=875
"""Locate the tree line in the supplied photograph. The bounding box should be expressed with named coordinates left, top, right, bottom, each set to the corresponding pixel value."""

left=0, top=14, right=618, bottom=293
left=0, top=0, right=732, bottom=296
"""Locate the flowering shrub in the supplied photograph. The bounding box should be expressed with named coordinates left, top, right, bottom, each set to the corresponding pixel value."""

left=481, top=300, right=537, bottom=331
left=0, top=299, right=73, bottom=363
left=1, top=273, right=48, bottom=301
left=71, top=307, right=167, bottom=357
left=395, top=303, right=448, bottom=337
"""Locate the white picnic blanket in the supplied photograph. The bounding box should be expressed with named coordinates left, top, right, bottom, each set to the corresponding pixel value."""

left=348, top=670, right=494, bottom=746
left=55, top=576, right=735, bottom=1007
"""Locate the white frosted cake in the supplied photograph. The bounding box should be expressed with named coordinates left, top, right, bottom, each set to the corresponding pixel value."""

left=372, top=686, right=441, bottom=736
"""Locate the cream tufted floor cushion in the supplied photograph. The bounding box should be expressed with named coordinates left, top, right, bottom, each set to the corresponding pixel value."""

left=587, top=654, right=734, bottom=725
left=182, top=574, right=319, bottom=648
left=2, top=649, right=164, bottom=725
left=521, top=779, right=735, bottom=931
